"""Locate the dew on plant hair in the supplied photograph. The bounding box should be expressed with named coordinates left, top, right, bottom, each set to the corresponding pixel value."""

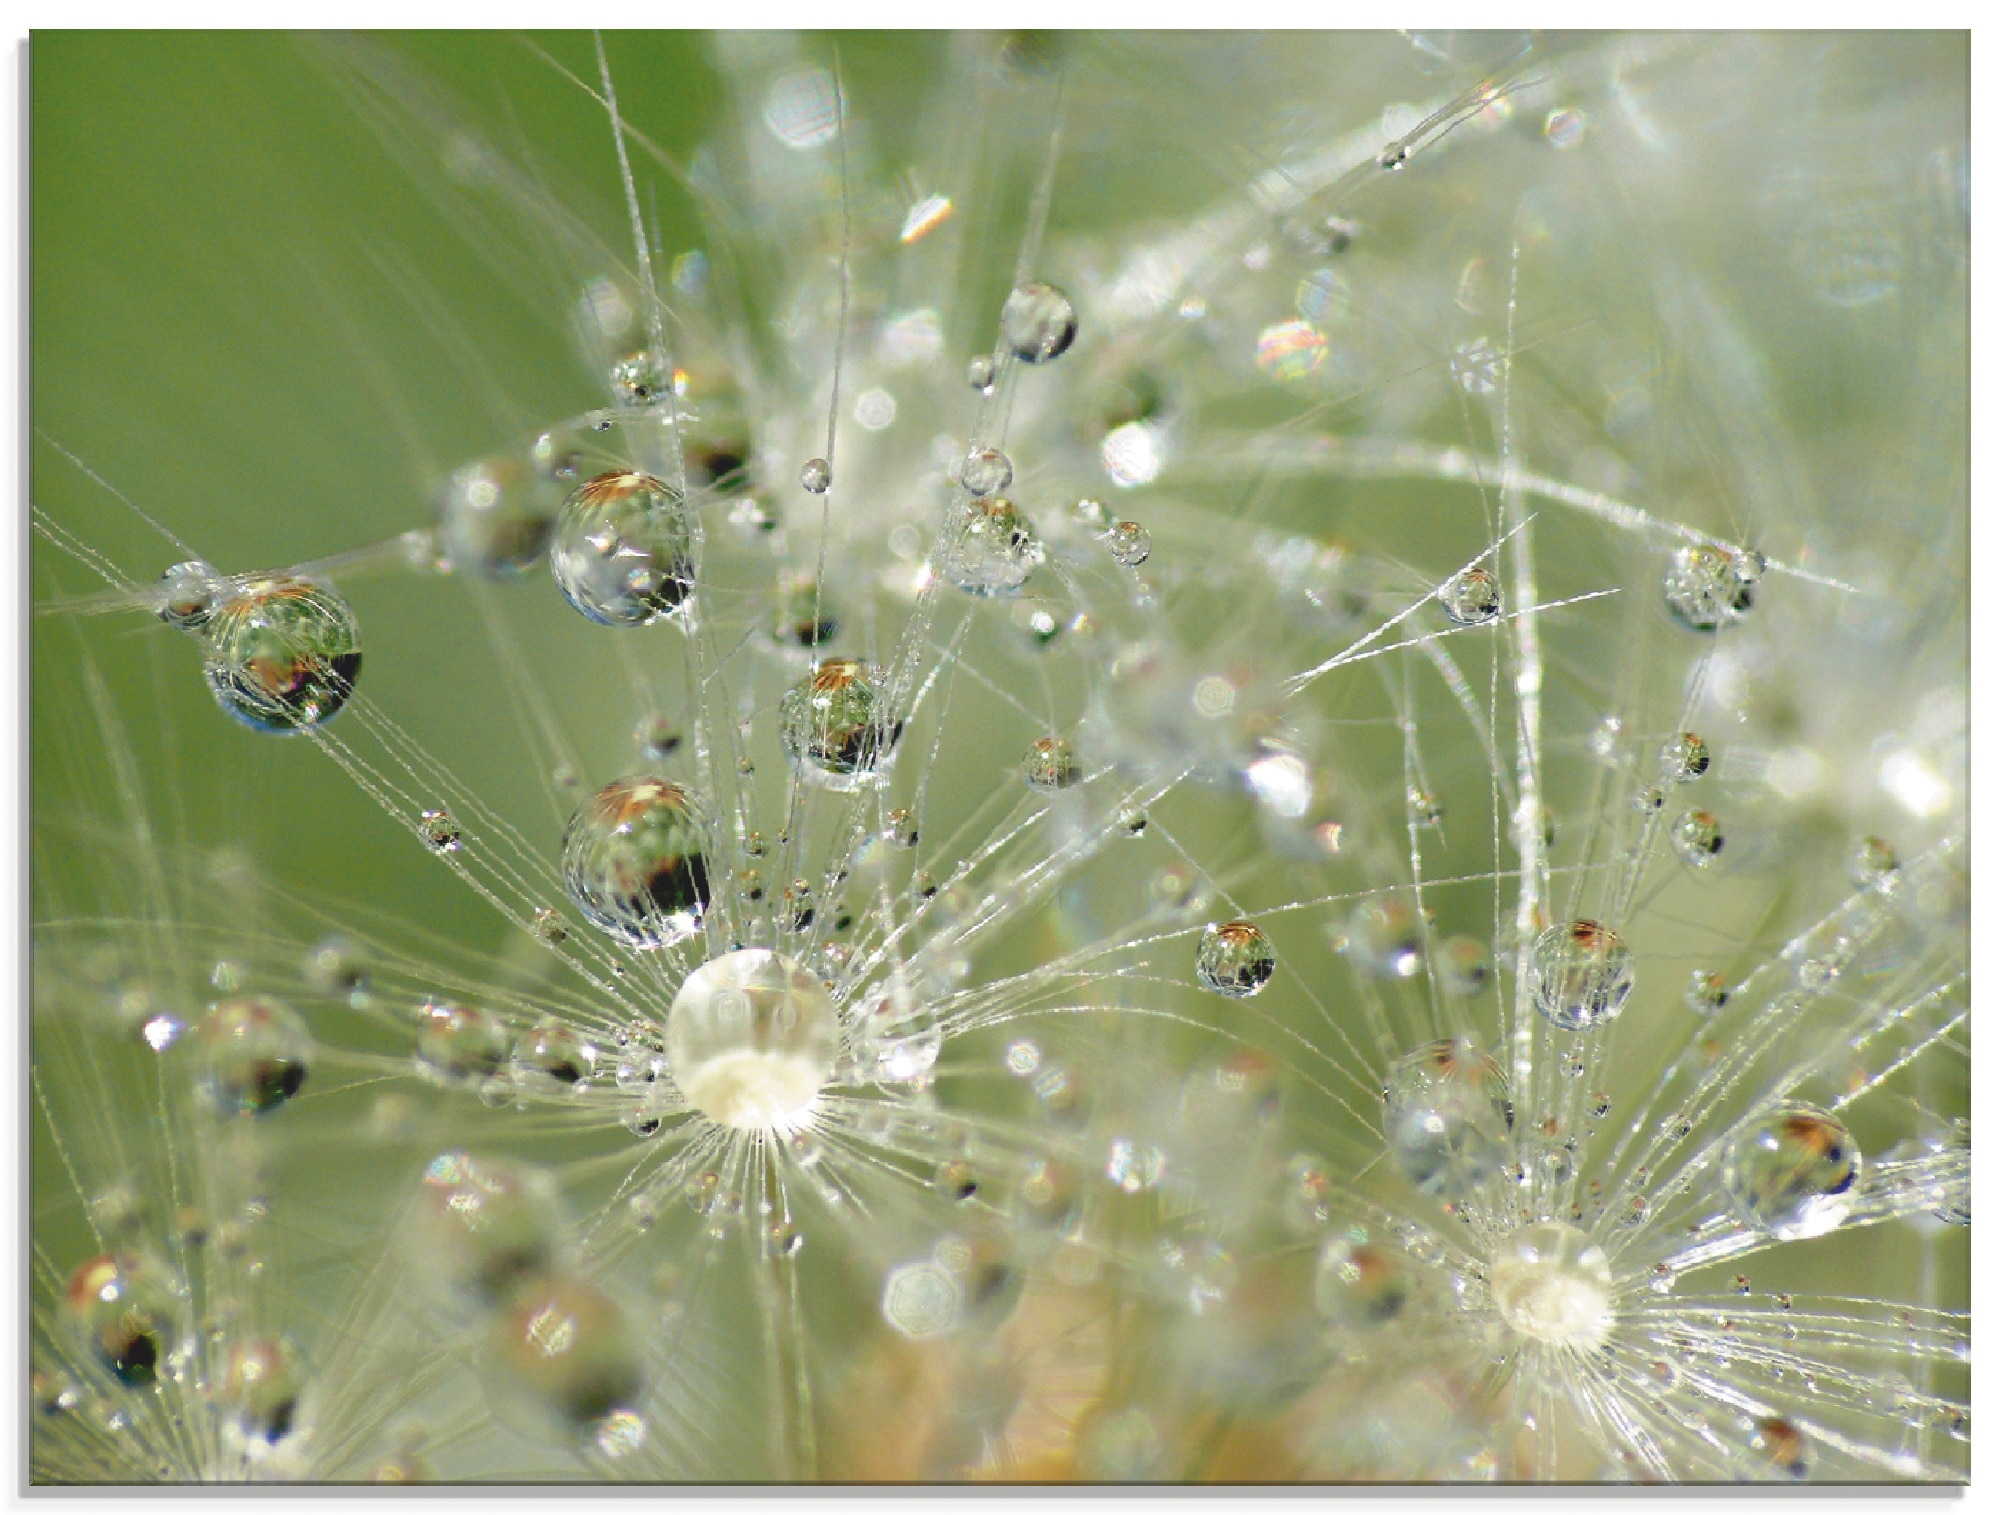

left=154, top=559, right=228, bottom=631
left=1721, top=1103, right=1861, bottom=1241
left=531, top=907, right=568, bottom=945
left=959, top=447, right=1013, bottom=497
left=964, top=353, right=995, bottom=393
left=1529, top=921, right=1634, bottom=1031
left=196, top=995, right=311, bottom=1116
left=489, top=1275, right=644, bottom=1436
left=1685, top=970, right=1729, bottom=1016
left=665, top=950, right=838, bottom=1134
left=511, top=1022, right=597, bottom=1091
left=1489, top=1222, right=1613, bottom=1347
left=1659, top=732, right=1711, bottom=783
left=1450, top=338, right=1501, bottom=395
left=1848, top=835, right=1899, bottom=889
left=1434, top=936, right=1489, bottom=996
left=798, top=457, right=831, bottom=495
left=1669, top=810, right=1724, bottom=867
left=561, top=776, right=710, bottom=948
left=64, top=1254, right=171, bottom=1387
left=549, top=471, right=696, bottom=628
left=1341, top=899, right=1428, bottom=979
left=220, top=1338, right=303, bottom=1444
left=1103, top=520, right=1152, bottom=567
left=1195, top=921, right=1276, bottom=998
left=417, top=1152, right=566, bottom=1307
left=201, top=575, right=362, bottom=733
left=1315, top=1232, right=1408, bottom=1329
left=1021, top=737, right=1079, bottom=793
left=1437, top=565, right=1501, bottom=626
left=779, top=660, right=901, bottom=791
left=1000, top=282, right=1077, bottom=363
left=608, top=350, right=672, bottom=408
left=1408, top=788, right=1444, bottom=826
left=438, top=457, right=559, bottom=576
left=419, top=807, right=462, bottom=853
left=416, top=1001, right=511, bottom=1086
left=1382, top=1040, right=1512, bottom=1200
left=1749, top=1417, right=1810, bottom=1481
left=1662, top=544, right=1756, bottom=632
left=944, top=497, right=1042, bottom=596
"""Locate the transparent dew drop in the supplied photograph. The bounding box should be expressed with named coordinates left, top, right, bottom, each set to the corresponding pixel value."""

left=1633, top=784, right=1665, bottom=814
left=965, top=353, right=996, bottom=393
left=635, top=714, right=681, bottom=763
left=1489, top=1221, right=1614, bottom=1346
left=303, top=934, right=369, bottom=1002
left=944, top=497, right=1043, bottom=596
left=196, top=996, right=311, bottom=1115
left=1381, top=1039, right=1513, bottom=1200
left=417, top=1152, right=566, bottom=1306
left=532, top=907, right=568, bottom=945
left=220, top=1338, right=303, bottom=1444
left=419, top=807, right=462, bottom=853
left=549, top=471, right=696, bottom=628
left=1195, top=920, right=1276, bottom=998
left=768, top=571, right=836, bottom=651
left=510, top=1021, right=596, bottom=1092
left=778, top=660, right=902, bottom=791
left=416, top=1001, right=511, bottom=1086
left=1408, top=788, right=1445, bottom=826
left=1072, top=496, right=1112, bottom=532
left=561, top=776, right=710, bottom=948
left=154, top=560, right=228, bottom=631
left=960, top=446, right=1013, bottom=497
left=1662, top=544, right=1756, bottom=631
left=1659, top=731, right=1711, bottom=783
left=1104, top=520, right=1152, bottom=567
left=882, top=1260, right=962, bottom=1339
left=490, top=1275, right=643, bottom=1435
left=798, top=457, right=831, bottom=494
left=1022, top=736, right=1080, bottom=792
left=887, top=808, right=919, bottom=848
left=1670, top=810, right=1724, bottom=866
left=1721, top=1102, right=1861, bottom=1241
left=1749, top=1416, right=1809, bottom=1480
left=1451, top=338, right=1502, bottom=395
left=1685, top=970, right=1729, bottom=1016
left=666, top=950, right=838, bottom=1135
left=1342, top=899, right=1429, bottom=979
left=1848, top=835, right=1900, bottom=889
left=201, top=575, right=362, bottom=733
left=1315, top=1232, right=1408, bottom=1328
left=1528, top=920, right=1634, bottom=1031
left=1435, top=936, right=1490, bottom=996
left=64, top=1254, right=172, bottom=1387
left=1118, top=806, right=1148, bottom=837
left=1437, top=565, right=1501, bottom=625
left=608, top=349, right=671, bottom=407
left=438, top=458, right=559, bottom=577
left=1009, top=600, right=1062, bottom=650
left=1000, top=282, right=1078, bottom=363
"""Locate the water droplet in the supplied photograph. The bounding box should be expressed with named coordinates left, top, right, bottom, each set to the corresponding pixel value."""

left=1848, top=835, right=1899, bottom=889
left=1528, top=920, right=1634, bottom=1031
left=1490, top=1221, right=1613, bottom=1346
left=561, top=776, right=709, bottom=948
left=965, top=353, right=995, bottom=392
left=1255, top=319, right=1326, bottom=380
left=201, top=575, right=361, bottom=733
left=1662, top=544, right=1755, bottom=632
left=510, top=1021, right=597, bottom=1091
left=1105, top=1137, right=1166, bottom=1193
left=196, top=996, right=311, bottom=1115
left=882, top=1261, right=962, bottom=1338
left=416, top=1001, right=510, bottom=1086
left=1195, top=920, right=1276, bottom=998
left=63, top=1255, right=171, bottom=1387
left=1342, top=899, right=1428, bottom=979
left=1543, top=107, right=1588, bottom=149
left=778, top=660, right=901, bottom=791
left=438, top=457, right=560, bottom=576
left=960, top=446, right=1013, bottom=497
left=1117, top=806, right=1148, bottom=837
left=1722, top=1103, right=1860, bottom=1240
left=1450, top=339, right=1502, bottom=395
left=1437, top=565, right=1501, bottom=625
left=1633, top=784, right=1665, bottom=814
left=1685, top=970, right=1728, bottom=1016
left=1408, top=788, right=1445, bottom=826
left=1104, top=520, right=1152, bottom=567
left=1435, top=936, right=1489, bottom=996
left=419, top=807, right=462, bottom=853
left=490, top=1275, right=643, bottom=1434
left=608, top=349, right=671, bottom=408
left=667, top=951, right=838, bottom=1134
left=221, top=1338, right=303, bottom=1444
left=550, top=471, right=695, bottom=628
left=1315, top=1232, right=1408, bottom=1328
left=944, top=497, right=1042, bottom=596
left=417, top=1152, right=566, bottom=1305
left=767, top=571, right=836, bottom=650
left=1382, top=1039, right=1512, bottom=1199
left=1670, top=810, right=1724, bottom=867
left=1659, top=732, right=1711, bottom=783
left=1021, top=736, right=1079, bottom=794
left=1748, top=1416, right=1809, bottom=1480
left=1000, top=282, right=1077, bottom=363
left=154, top=560, right=227, bottom=630
left=798, top=457, right=831, bottom=494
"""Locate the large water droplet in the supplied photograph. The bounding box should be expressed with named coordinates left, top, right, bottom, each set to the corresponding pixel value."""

left=201, top=576, right=361, bottom=733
